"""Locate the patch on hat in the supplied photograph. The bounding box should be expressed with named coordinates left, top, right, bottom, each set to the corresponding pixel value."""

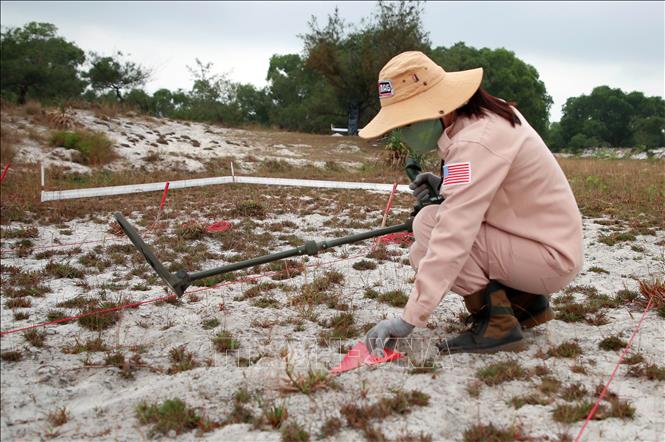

left=378, top=80, right=393, bottom=98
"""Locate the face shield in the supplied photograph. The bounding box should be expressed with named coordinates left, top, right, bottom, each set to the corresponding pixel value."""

left=398, top=119, right=445, bottom=155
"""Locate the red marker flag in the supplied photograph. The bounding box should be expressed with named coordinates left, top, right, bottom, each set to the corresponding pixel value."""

left=0, top=163, right=10, bottom=183
left=159, top=181, right=170, bottom=210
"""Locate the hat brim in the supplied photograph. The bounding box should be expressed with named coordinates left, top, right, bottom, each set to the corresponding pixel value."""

left=359, top=67, right=483, bottom=139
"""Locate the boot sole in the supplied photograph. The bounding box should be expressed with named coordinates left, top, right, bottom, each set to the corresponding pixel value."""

left=439, top=338, right=527, bottom=355
left=520, top=308, right=555, bottom=329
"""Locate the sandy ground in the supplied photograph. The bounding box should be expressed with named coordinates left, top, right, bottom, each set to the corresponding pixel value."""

left=1, top=204, right=664, bottom=441
left=3, top=109, right=370, bottom=174
left=1, top=109, right=664, bottom=441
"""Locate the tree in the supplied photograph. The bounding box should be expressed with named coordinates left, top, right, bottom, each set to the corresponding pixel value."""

left=187, top=58, right=234, bottom=104
left=84, top=51, right=151, bottom=101
left=559, top=86, right=665, bottom=148
left=430, top=42, right=553, bottom=136
left=149, top=59, right=244, bottom=125
left=546, top=122, right=565, bottom=152
left=124, top=89, right=154, bottom=114
left=265, top=53, right=342, bottom=132
left=233, top=83, right=272, bottom=125
left=631, top=116, right=665, bottom=148
left=301, top=1, right=431, bottom=133
left=0, top=22, right=86, bottom=104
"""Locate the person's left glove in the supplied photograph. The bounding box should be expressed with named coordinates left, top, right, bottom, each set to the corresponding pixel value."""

left=365, top=317, right=415, bottom=355
left=409, top=172, right=442, bottom=202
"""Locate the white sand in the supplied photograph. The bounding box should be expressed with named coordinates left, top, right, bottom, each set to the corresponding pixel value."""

left=1, top=210, right=664, bottom=441
left=6, top=109, right=364, bottom=174
left=1, top=109, right=664, bottom=441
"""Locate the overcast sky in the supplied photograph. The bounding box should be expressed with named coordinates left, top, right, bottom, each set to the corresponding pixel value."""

left=1, top=1, right=663, bottom=121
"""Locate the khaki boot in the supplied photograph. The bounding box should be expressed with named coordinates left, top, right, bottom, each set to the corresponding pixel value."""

left=438, top=281, right=526, bottom=354
left=505, top=287, right=555, bottom=329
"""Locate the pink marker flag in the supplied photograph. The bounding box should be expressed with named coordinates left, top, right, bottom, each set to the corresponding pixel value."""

left=330, top=341, right=403, bottom=375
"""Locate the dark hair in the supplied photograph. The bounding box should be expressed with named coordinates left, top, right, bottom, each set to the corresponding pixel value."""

left=455, top=87, right=521, bottom=127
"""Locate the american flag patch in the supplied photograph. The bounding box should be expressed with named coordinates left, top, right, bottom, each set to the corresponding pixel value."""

left=442, top=162, right=471, bottom=186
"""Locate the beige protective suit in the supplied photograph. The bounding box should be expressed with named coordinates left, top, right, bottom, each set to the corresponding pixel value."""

left=403, top=108, right=584, bottom=328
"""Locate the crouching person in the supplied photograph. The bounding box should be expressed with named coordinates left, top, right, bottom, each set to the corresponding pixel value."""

left=361, top=51, right=583, bottom=355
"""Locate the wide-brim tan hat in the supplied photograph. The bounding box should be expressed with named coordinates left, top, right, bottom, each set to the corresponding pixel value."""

left=359, top=51, right=483, bottom=139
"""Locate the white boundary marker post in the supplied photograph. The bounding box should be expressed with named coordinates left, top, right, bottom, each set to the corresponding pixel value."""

left=40, top=163, right=45, bottom=202
left=231, top=162, right=236, bottom=183
left=40, top=175, right=411, bottom=202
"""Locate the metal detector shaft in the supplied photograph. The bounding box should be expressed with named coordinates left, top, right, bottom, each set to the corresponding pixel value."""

left=189, top=220, right=412, bottom=281
left=114, top=212, right=412, bottom=297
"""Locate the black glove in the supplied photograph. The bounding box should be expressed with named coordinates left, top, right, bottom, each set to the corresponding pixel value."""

left=408, top=172, right=442, bottom=201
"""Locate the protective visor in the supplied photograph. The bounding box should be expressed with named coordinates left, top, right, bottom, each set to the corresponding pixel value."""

left=399, top=119, right=444, bottom=155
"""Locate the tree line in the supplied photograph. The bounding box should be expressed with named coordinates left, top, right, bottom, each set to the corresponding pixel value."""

left=1, top=2, right=663, bottom=150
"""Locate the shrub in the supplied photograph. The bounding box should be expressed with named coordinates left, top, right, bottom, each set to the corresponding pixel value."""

left=1, top=350, right=23, bottom=362
left=281, top=421, right=310, bottom=442
left=281, top=364, right=337, bottom=395
left=319, top=417, right=342, bottom=438
left=168, top=346, right=198, bottom=374
left=352, top=259, right=377, bottom=271
left=136, top=398, right=209, bottom=436
left=628, top=363, right=665, bottom=381
left=50, top=130, right=116, bottom=165
left=476, top=360, right=527, bottom=385
left=319, top=312, right=358, bottom=343
left=552, top=401, right=598, bottom=423
left=599, top=335, right=627, bottom=351
left=77, top=300, right=124, bottom=331
left=463, top=423, right=519, bottom=442
left=340, top=389, right=430, bottom=429
left=0, top=226, right=38, bottom=239
left=44, top=262, right=84, bottom=279
left=23, top=329, right=46, bottom=347
left=212, top=330, right=240, bottom=352
left=231, top=200, right=266, bottom=218
left=378, top=289, right=409, bottom=307
left=547, top=341, right=583, bottom=358
left=47, top=406, right=70, bottom=427
left=383, top=130, right=410, bottom=169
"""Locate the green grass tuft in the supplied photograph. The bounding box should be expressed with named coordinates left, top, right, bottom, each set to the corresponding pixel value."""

left=136, top=398, right=212, bottom=436
left=212, top=330, right=240, bottom=352
left=50, top=130, right=116, bottom=165
left=547, top=341, right=583, bottom=358
left=352, top=259, right=377, bottom=271
left=599, top=335, right=627, bottom=351
left=476, top=360, right=527, bottom=385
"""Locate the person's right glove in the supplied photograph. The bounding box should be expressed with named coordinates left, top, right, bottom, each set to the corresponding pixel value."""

left=365, top=317, right=415, bottom=356
left=409, top=172, right=442, bottom=201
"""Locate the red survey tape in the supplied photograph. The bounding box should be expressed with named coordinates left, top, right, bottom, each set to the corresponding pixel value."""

left=206, top=221, right=233, bottom=233
left=330, top=341, right=403, bottom=374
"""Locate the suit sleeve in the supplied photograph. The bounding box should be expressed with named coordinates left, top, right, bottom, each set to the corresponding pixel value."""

left=402, top=141, right=513, bottom=327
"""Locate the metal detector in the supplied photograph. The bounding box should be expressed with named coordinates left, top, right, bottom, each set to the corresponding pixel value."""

left=115, top=157, right=442, bottom=297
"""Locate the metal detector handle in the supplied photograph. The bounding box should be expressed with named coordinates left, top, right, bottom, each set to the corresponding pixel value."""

left=404, top=157, right=444, bottom=210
